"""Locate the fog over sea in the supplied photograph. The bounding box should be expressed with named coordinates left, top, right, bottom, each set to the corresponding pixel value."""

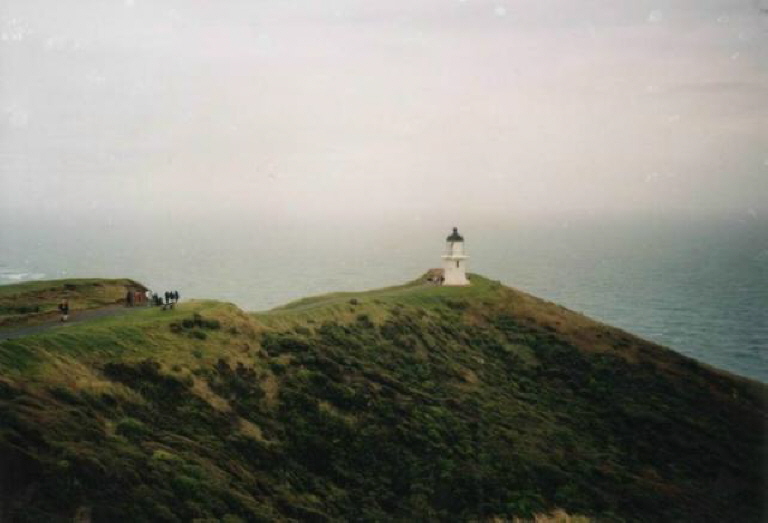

left=1, top=211, right=766, bottom=383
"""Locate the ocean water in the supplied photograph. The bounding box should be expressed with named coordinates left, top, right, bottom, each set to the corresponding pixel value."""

left=1, top=212, right=766, bottom=383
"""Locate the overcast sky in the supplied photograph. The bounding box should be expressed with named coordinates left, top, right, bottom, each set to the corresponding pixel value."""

left=1, top=0, right=766, bottom=219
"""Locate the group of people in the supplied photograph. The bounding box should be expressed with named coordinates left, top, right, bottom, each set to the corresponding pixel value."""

left=152, top=290, right=180, bottom=310
left=427, top=275, right=446, bottom=285
left=126, top=289, right=180, bottom=309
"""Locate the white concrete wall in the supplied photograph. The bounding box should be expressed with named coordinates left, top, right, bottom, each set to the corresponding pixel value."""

left=442, top=241, right=469, bottom=286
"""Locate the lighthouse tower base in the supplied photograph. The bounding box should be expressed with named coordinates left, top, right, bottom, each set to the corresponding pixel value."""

left=441, top=259, right=470, bottom=286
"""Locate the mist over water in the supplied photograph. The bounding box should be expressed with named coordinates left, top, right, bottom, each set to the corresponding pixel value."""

left=1, top=211, right=765, bottom=383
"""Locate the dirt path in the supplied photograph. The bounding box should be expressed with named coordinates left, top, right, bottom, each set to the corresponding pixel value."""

left=0, top=305, right=146, bottom=342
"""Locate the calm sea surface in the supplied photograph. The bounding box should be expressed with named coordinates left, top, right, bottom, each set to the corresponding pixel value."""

left=1, top=212, right=766, bottom=383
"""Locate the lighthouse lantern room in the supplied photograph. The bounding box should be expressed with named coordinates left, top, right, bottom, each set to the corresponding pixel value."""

left=441, top=227, right=470, bottom=286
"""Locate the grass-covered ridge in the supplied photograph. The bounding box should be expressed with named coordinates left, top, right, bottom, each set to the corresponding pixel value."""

left=0, top=274, right=765, bottom=522
left=0, top=278, right=145, bottom=328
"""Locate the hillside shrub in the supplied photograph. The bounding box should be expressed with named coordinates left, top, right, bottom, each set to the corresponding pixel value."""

left=203, top=319, right=221, bottom=330
left=190, top=330, right=207, bottom=340
left=176, top=315, right=221, bottom=332
left=261, top=333, right=312, bottom=356
left=0, top=305, right=40, bottom=314
left=116, top=417, right=149, bottom=440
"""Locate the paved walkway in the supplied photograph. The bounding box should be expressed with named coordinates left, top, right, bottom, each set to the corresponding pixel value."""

left=0, top=305, right=145, bottom=342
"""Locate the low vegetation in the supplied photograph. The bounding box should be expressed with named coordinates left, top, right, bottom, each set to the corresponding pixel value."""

left=0, top=278, right=145, bottom=328
left=0, top=275, right=764, bottom=522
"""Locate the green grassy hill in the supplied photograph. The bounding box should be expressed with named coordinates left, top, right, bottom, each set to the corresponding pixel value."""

left=0, top=274, right=764, bottom=522
left=0, top=278, right=145, bottom=328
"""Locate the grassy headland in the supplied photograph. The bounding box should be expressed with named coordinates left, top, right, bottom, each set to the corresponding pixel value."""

left=0, top=274, right=764, bottom=522
left=0, top=278, right=145, bottom=328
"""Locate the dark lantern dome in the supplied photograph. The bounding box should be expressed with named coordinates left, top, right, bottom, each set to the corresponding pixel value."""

left=446, top=227, right=464, bottom=242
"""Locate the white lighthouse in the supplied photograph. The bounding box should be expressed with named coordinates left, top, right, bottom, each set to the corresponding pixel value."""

left=441, top=227, right=470, bottom=286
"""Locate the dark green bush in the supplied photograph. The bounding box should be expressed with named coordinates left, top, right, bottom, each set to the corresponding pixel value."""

left=48, top=386, right=80, bottom=405
left=116, top=417, right=149, bottom=440
left=0, top=305, right=40, bottom=314
left=261, top=333, right=311, bottom=356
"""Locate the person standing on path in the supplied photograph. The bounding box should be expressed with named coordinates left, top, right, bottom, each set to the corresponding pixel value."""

left=58, top=300, right=69, bottom=322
